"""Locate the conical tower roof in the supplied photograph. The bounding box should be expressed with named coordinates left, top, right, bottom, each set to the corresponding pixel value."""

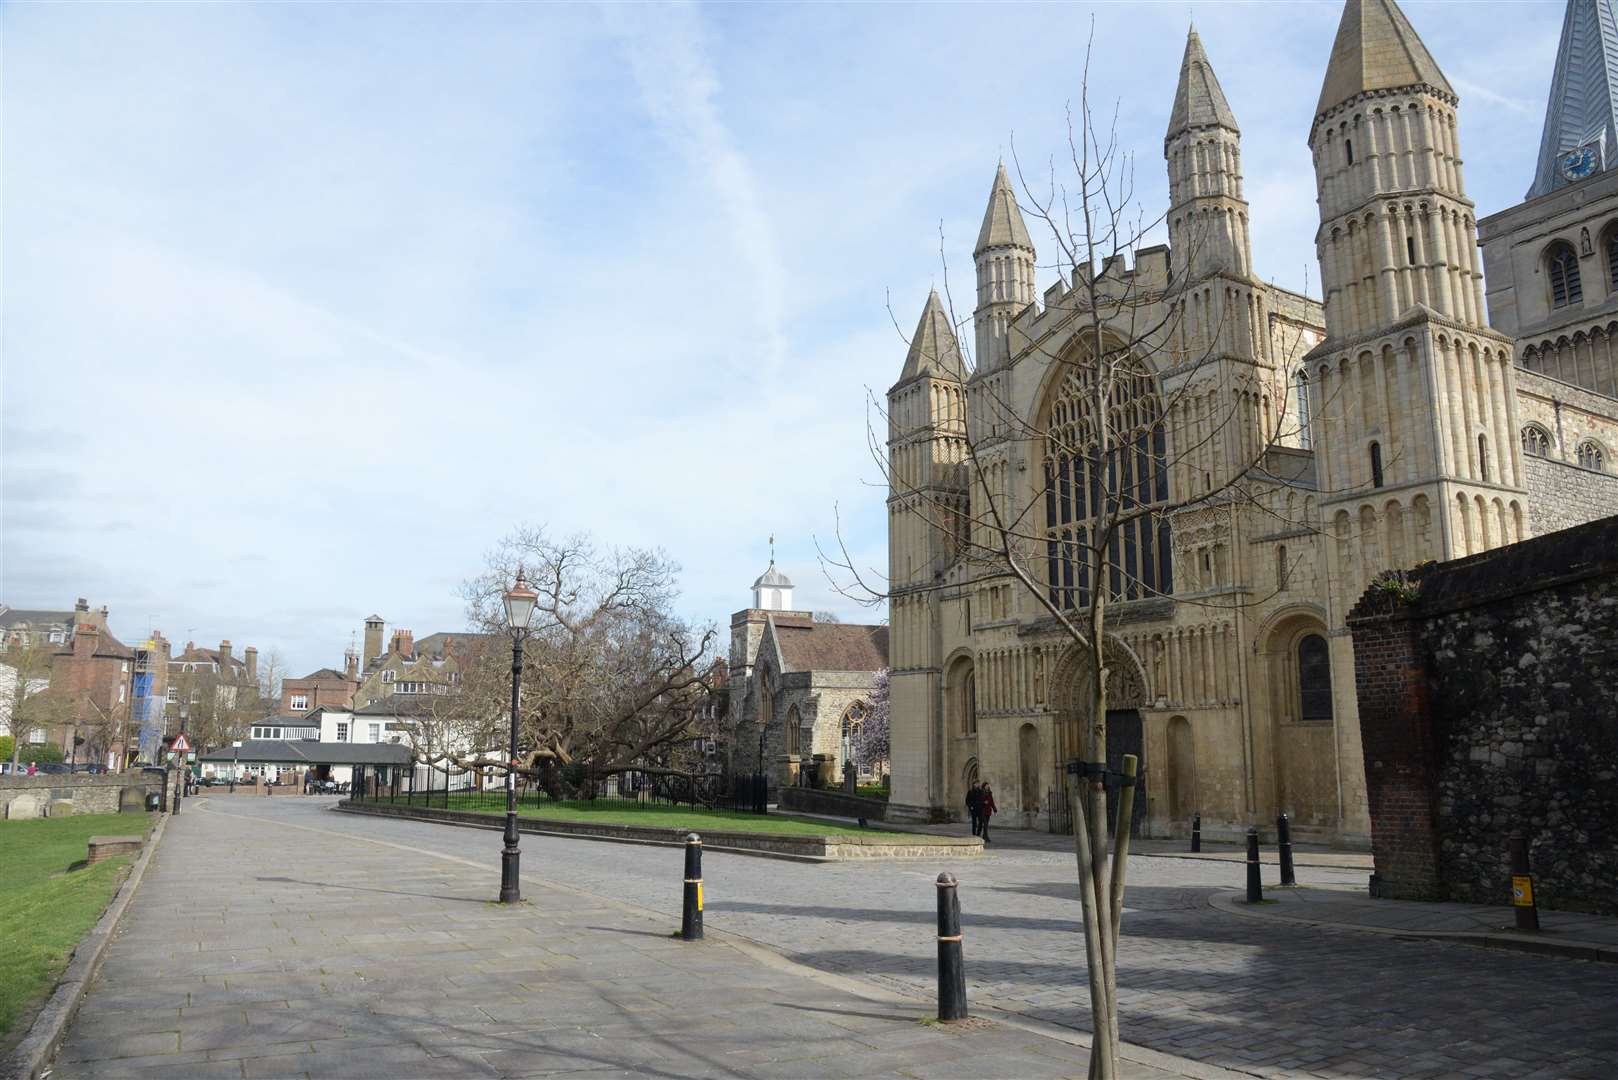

left=1530, top=0, right=1618, bottom=199
left=1167, top=28, right=1238, bottom=139
left=1315, top=0, right=1454, bottom=120
left=900, top=290, right=966, bottom=382
left=974, top=162, right=1034, bottom=255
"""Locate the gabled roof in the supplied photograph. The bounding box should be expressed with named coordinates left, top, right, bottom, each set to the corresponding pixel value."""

left=767, top=616, right=888, bottom=674
left=899, top=290, right=967, bottom=383
left=0, top=607, right=76, bottom=628
left=293, top=667, right=349, bottom=682
left=1316, top=0, right=1453, bottom=119
left=974, top=162, right=1033, bottom=254
left=1167, top=28, right=1238, bottom=139
left=1530, top=0, right=1618, bottom=199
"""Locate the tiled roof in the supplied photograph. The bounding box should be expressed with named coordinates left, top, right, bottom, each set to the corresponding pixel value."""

left=1316, top=0, right=1453, bottom=118
left=0, top=608, right=76, bottom=628
left=773, top=619, right=888, bottom=673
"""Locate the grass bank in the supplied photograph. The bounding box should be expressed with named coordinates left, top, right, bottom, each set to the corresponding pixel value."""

left=0, top=813, right=151, bottom=1043
left=392, top=792, right=916, bottom=837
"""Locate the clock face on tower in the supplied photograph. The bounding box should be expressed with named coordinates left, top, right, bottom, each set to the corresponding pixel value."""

left=1561, top=144, right=1599, bottom=181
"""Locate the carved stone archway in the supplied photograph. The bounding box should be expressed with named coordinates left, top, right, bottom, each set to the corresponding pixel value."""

left=1048, top=636, right=1150, bottom=763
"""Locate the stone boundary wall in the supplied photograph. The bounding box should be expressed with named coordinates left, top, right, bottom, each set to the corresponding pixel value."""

left=1348, top=513, right=1618, bottom=914
left=777, top=787, right=888, bottom=822
left=0, top=772, right=165, bottom=820
left=334, top=800, right=981, bottom=860
left=1522, top=453, right=1618, bottom=536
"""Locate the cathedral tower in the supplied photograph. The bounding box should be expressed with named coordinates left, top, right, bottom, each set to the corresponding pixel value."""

left=1307, top=0, right=1526, bottom=607
left=886, top=291, right=969, bottom=820
left=973, top=164, right=1036, bottom=371
left=1165, top=29, right=1251, bottom=280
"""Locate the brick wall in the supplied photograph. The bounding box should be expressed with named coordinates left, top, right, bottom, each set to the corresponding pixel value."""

left=1348, top=514, right=1618, bottom=914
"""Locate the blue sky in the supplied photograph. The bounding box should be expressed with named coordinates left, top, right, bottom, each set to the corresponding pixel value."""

left=2, top=1, right=1562, bottom=678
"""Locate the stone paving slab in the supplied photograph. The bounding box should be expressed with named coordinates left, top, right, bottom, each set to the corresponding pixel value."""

left=219, top=798, right=1618, bottom=1080
left=47, top=799, right=1222, bottom=1080
left=1209, top=884, right=1618, bottom=960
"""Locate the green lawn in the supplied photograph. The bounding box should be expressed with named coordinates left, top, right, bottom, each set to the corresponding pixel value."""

left=0, top=813, right=150, bottom=1043
left=855, top=784, right=891, bottom=800
left=415, top=793, right=914, bottom=837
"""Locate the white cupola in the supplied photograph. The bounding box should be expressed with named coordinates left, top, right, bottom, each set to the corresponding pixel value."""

left=751, top=561, right=794, bottom=611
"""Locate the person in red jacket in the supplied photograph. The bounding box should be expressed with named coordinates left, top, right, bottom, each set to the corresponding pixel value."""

left=978, top=783, right=998, bottom=845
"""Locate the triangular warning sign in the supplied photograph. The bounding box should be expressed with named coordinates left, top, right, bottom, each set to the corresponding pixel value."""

left=171, top=734, right=192, bottom=753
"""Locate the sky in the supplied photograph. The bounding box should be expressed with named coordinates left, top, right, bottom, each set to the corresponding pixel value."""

left=1, top=0, right=1564, bottom=679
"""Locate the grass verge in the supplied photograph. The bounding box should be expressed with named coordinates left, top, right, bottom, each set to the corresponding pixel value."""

left=0, top=812, right=151, bottom=1044
left=382, top=794, right=919, bottom=838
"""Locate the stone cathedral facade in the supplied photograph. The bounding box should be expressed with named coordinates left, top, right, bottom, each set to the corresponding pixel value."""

left=885, top=0, right=1618, bottom=844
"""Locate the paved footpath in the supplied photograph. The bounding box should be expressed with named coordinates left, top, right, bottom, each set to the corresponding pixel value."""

left=50, top=799, right=1220, bottom=1080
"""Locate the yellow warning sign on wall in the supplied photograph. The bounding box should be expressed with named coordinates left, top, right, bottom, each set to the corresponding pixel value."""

left=1511, top=875, right=1534, bottom=906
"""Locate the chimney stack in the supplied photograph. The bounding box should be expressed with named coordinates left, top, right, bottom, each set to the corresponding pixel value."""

left=245, top=645, right=258, bottom=682
left=363, top=615, right=385, bottom=671
left=75, top=598, right=88, bottom=613
left=390, top=629, right=414, bottom=658
left=219, top=640, right=233, bottom=664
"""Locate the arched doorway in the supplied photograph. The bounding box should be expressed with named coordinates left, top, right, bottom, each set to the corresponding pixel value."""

left=1050, top=639, right=1150, bottom=836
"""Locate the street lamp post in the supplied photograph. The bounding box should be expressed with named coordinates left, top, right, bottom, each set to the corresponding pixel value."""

left=499, top=570, right=539, bottom=904
left=231, top=740, right=241, bottom=794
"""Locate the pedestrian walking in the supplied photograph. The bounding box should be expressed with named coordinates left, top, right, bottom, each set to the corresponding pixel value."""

left=979, top=783, right=998, bottom=845
left=25, top=761, right=37, bottom=776
left=965, top=781, right=983, bottom=836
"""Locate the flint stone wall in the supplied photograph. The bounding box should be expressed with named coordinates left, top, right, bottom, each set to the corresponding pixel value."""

left=0, top=772, right=165, bottom=819
left=1348, top=513, right=1618, bottom=914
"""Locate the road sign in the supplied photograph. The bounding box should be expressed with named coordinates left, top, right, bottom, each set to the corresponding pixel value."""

left=171, top=734, right=192, bottom=753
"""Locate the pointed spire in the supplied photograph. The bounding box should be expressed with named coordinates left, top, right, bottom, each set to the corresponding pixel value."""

left=1315, top=0, right=1454, bottom=120
left=900, top=290, right=966, bottom=381
left=974, top=162, right=1033, bottom=255
left=1167, top=27, right=1238, bottom=138
left=1530, top=1, right=1618, bottom=199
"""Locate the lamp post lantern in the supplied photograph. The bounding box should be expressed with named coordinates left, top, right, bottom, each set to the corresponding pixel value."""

left=231, top=740, right=242, bottom=793
left=499, top=569, right=539, bottom=903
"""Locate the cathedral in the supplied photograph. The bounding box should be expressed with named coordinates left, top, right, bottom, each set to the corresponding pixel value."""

left=885, top=0, right=1618, bottom=844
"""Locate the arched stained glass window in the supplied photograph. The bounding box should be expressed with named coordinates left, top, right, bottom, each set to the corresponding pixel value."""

left=1043, top=354, right=1172, bottom=609
left=1521, top=425, right=1550, bottom=457
left=1298, top=634, right=1333, bottom=721
left=1578, top=440, right=1606, bottom=472
left=1548, top=242, right=1582, bottom=309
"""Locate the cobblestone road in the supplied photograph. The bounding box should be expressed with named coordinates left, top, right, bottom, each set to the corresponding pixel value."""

left=203, top=800, right=1617, bottom=1078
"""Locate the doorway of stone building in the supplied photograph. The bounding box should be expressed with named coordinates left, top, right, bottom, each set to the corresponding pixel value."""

left=1017, top=723, right=1040, bottom=828
left=1165, top=715, right=1195, bottom=833
left=1105, top=709, right=1146, bottom=837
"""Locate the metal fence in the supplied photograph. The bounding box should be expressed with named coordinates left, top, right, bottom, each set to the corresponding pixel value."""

left=355, top=765, right=769, bottom=817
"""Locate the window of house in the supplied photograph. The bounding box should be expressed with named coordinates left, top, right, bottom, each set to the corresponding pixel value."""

left=166, top=687, right=178, bottom=704
left=49, top=630, right=64, bottom=643
left=1478, top=434, right=1490, bottom=481
left=1578, top=440, right=1606, bottom=471
left=1297, top=634, right=1333, bottom=720
left=785, top=706, right=801, bottom=757
left=289, top=694, right=308, bottom=712
left=368, top=724, right=381, bottom=743
left=382, top=670, right=396, bottom=683
left=1548, top=242, right=1582, bottom=308
left=1370, top=441, right=1384, bottom=488
left=29, top=728, right=47, bottom=744
left=1521, top=425, right=1551, bottom=457
left=189, top=689, right=200, bottom=704
left=337, top=722, right=349, bottom=742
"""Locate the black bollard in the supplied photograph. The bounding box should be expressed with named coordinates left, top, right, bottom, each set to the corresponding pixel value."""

left=1191, top=811, right=1202, bottom=853
left=172, top=783, right=181, bottom=815
left=936, top=872, right=968, bottom=1021
left=681, top=833, right=704, bottom=941
left=1509, top=832, right=1539, bottom=932
left=1245, top=826, right=1263, bottom=903
left=1277, top=812, right=1297, bottom=887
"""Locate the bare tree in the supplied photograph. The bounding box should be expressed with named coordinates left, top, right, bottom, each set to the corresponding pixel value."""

left=1, top=639, right=70, bottom=771
left=409, top=527, right=719, bottom=797
left=824, top=27, right=1341, bottom=1074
